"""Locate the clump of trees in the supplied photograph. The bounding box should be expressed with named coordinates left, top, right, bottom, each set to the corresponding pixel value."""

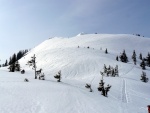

left=98, top=79, right=111, bottom=97
left=101, top=64, right=119, bottom=77
left=139, top=52, right=150, bottom=70
left=2, top=49, right=29, bottom=67
left=54, top=70, right=61, bottom=82
left=8, top=54, right=21, bottom=72
left=140, top=71, right=149, bottom=83
left=97, top=71, right=112, bottom=97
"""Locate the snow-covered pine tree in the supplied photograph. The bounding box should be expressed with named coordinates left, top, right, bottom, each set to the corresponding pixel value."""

left=98, top=79, right=105, bottom=95
left=105, top=84, right=111, bottom=97
left=140, top=60, right=146, bottom=70
left=119, top=50, right=128, bottom=63
left=103, top=64, right=107, bottom=73
left=8, top=63, right=15, bottom=72
left=98, top=79, right=111, bottom=97
left=11, top=53, right=17, bottom=65
left=98, top=72, right=111, bottom=97
left=146, top=52, right=150, bottom=67
left=54, top=70, right=61, bottom=82
left=106, top=65, right=111, bottom=76
left=141, top=71, right=149, bottom=83
left=139, top=53, right=142, bottom=60
left=132, top=50, right=136, bottom=65
left=114, top=65, right=119, bottom=76
left=15, top=61, right=21, bottom=71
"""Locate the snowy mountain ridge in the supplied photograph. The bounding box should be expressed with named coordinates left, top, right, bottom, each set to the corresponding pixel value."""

left=0, top=33, right=150, bottom=113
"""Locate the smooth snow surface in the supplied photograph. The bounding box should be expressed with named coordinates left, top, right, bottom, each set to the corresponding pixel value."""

left=0, top=34, right=150, bottom=113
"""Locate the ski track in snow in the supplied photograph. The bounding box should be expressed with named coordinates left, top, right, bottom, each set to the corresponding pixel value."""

left=119, top=64, right=133, bottom=103
left=121, top=79, right=128, bottom=103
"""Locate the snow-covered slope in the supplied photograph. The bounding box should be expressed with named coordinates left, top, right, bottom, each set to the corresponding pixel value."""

left=0, top=34, right=150, bottom=113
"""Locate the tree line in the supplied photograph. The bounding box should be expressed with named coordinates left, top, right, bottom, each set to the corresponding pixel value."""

left=0, top=49, right=29, bottom=68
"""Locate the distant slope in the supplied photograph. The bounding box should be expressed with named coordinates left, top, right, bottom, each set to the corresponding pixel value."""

left=20, top=34, right=150, bottom=78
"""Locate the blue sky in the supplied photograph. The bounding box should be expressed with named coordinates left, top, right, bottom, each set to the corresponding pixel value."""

left=0, top=0, right=150, bottom=63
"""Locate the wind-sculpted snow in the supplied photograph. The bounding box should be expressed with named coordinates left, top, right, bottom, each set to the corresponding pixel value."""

left=0, top=34, right=150, bottom=113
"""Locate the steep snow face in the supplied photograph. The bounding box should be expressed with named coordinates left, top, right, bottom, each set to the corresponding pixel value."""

left=0, top=34, right=150, bottom=113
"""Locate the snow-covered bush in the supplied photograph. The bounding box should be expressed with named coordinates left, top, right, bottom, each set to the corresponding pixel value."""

left=24, top=78, right=29, bottom=82
left=54, top=70, right=61, bottom=82
left=39, top=73, right=45, bottom=80
left=21, top=69, right=25, bottom=74
left=85, top=83, right=92, bottom=92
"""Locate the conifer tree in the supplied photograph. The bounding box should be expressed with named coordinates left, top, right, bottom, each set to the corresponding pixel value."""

left=105, top=48, right=108, bottom=54
left=139, top=53, right=142, bottom=60
left=114, top=65, right=119, bottom=76
left=5, top=60, right=8, bottom=66
left=103, top=64, right=107, bottom=73
left=15, top=61, right=21, bottom=71
left=17, top=50, right=23, bottom=60
left=132, top=50, right=136, bottom=65
left=9, top=57, right=12, bottom=65
left=11, top=53, right=17, bottom=64
left=27, top=54, right=37, bottom=79
left=8, top=54, right=17, bottom=72
left=146, top=52, right=150, bottom=67
left=140, top=60, right=146, bottom=70
left=105, top=84, right=111, bottom=97
left=98, top=71, right=111, bottom=97
left=141, top=71, right=149, bottom=83
left=116, top=56, right=119, bottom=61
left=119, top=50, right=128, bottom=63
left=98, top=79, right=105, bottom=95
left=8, top=63, right=15, bottom=72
